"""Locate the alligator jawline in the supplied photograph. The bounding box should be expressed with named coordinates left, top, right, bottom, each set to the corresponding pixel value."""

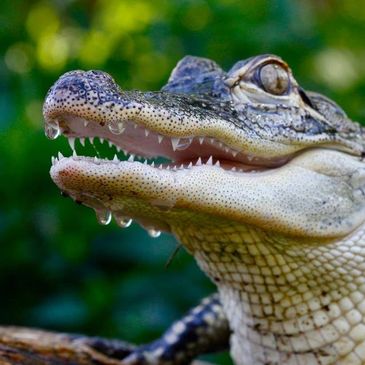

left=48, top=113, right=292, bottom=173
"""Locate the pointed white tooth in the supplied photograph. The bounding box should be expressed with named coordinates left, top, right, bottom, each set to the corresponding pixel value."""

left=247, top=155, right=254, bottom=162
left=179, top=164, right=184, bottom=169
left=151, top=161, right=155, bottom=167
left=128, top=154, right=135, bottom=162
left=219, top=142, right=223, bottom=148
left=113, top=154, right=118, bottom=162
left=122, top=149, right=128, bottom=155
left=188, top=162, right=193, bottom=168
left=158, top=164, right=163, bottom=169
left=210, top=138, right=215, bottom=144
left=199, top=137, right=204, bottom=145
left=215, top=160, right=220, bottom=167
left=232, top=150, right=238, bottom=157
left=73, top=150, right=77, bottom=157
left=51, top=156, right=55, bottom=165
left=89, top=137, right=94, bottom=144
left=173, top=165, right=177, bottom=171
left=58, top=152, right=64, bottom=160
left=116, top=146, right=121, bottom=152
left=79, top=138, right=85, bottom=146
left=68, top=137, right=75, bottom=151
left=158, top=135, right=164, bottom=144
left=94, top=156, right=99, bottom=163
left=108, top=141, right=113, bottom=148
left=134, top=123, right=138, bottom=129
left=83, top=120, right=89, bottom=127
left=171, top=137, right=180, bottom=151
left=231, top=167, right=236, bottom=171
left=206, top=156, right=213, bottom=165
left=224, top=147, right=229, bottom=153
left=144, top=129, right=150, bottom=137
left=100, top=137, right=104, bottom=144
left=196, top=157, right=202, bottom=166
left=166, top=166, right=170, bottom=170
left=144, top=159, right=148, bottom=165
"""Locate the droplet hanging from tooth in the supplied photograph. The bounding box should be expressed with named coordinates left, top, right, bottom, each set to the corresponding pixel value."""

left=45, top=120, right=61, bottom=140
left=171, top=137, right=192, bottom=151
left=95, top=209, right=112, bottom=225
left=108, top=120, right=125, bottom=135
left=147, top=228, right=161, bottom=238
left=113, top=212, right=132, bottom=228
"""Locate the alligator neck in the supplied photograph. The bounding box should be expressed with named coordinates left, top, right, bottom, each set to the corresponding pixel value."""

left=172, top=221, right=365, bottom=365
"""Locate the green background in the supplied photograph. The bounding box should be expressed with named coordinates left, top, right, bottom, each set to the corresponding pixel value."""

left=1, top=1, right=365, bottom=363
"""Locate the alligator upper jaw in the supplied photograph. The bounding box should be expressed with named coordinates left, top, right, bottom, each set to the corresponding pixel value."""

left=44, top=110, right=294, bottom=173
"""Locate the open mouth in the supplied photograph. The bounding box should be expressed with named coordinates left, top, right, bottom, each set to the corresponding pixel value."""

left=46, top=113, right=291, bottom=174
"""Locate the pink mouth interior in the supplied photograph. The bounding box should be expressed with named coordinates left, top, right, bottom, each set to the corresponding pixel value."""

left=53, top=114, right=291, bottom=171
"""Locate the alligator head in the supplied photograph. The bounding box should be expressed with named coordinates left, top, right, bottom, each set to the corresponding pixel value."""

left=43, top=54, right=365, bottom=237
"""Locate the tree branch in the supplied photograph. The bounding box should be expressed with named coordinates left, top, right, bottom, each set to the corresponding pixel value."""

left=0, top=326, right=213, bottom=365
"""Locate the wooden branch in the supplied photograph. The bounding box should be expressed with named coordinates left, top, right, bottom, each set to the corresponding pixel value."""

left=0, top=326, right=213, bottom=365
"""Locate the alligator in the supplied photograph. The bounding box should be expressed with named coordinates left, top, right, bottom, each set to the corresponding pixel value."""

left=43, top=54, right=365, bottom=365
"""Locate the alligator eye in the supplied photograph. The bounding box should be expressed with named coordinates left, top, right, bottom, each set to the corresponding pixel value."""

left=258, top=63, right=289, bottom=95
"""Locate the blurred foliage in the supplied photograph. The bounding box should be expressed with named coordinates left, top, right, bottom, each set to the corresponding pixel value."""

left=1, top=0, right=365, bottom=363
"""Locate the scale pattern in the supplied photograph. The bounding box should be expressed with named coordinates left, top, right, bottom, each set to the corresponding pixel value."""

left=173, top=222, right=365, bottom=365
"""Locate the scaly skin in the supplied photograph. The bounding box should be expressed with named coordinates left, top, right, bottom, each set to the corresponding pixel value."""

left=43, top=55, right=365, bottom=364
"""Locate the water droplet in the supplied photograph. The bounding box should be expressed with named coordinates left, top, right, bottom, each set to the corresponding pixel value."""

left=113, top=212, right=132, bottom=228
left=45, top=120, right=61, bottom=140
left=95, top=209, right=112, bottom=225
left=108, top=120, right=125, bottom=134
left=176, top=138, right=192, bottom=151
left=147, top=228, right=161, bottom=238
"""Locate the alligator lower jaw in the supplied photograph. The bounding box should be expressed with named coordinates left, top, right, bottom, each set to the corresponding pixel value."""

left=46, top=113, right=292, bottom=173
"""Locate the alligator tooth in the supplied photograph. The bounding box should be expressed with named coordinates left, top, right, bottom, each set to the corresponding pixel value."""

left=206, top=156, right=213, bottom=165
left=158, top=164, right=163, bottom=169
left=83, top=120, right=89, bottom=127
left=122, top=149, right=128, bottom=156
left=73, top=150, right=77, bottom=157
left=199, top=137, right=204, bottom=145
left=94, top=156, right=98, bottom=163
left=116, top=146, right=121, bottom=152
left=151, top=161, right=155, bottom=167
left=143, top=160, right=148, bottom=165
left=89, top=137, right=94, bottom=144
left=171, top=138, right=180, bottom=151
left=196, top=157, right=202, bottom=166
left=224, top=147, right=229, bottom=153
left=158, top=135, right=164, bottom=144
left=58, top=152, right=64, bottom=160
left=179, top=164, right=184, bottom=169
left=51, top=156, right=55, bottom=165
left=68, top=137, right=75, bottom=151
left=79, top=138, right=85, bottom=147
left=215, top=160, right=221, bottom=167
left=247, top=155, right=254, bottom=162
left=100, top=137, right=104, bottom=144
left=166, top=166, right=170, bottom=170
left=113, top=154, right=118, bottom=162
left=232, top=150, right=238, bottom=157
left=231, top=167, right=236, bottom=171
left=108, top=141, right=113, bottom=148
left=188, top=162, right=193, bottom=168
left=172, top=165, right=177, bottom=171
left=108, top=121, right=125, bottom=135
left=210, top=138, right=215, bottom=144
left=128, top=154, right=135, bottom=162
left=144, top=129, right=150, bottom=137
